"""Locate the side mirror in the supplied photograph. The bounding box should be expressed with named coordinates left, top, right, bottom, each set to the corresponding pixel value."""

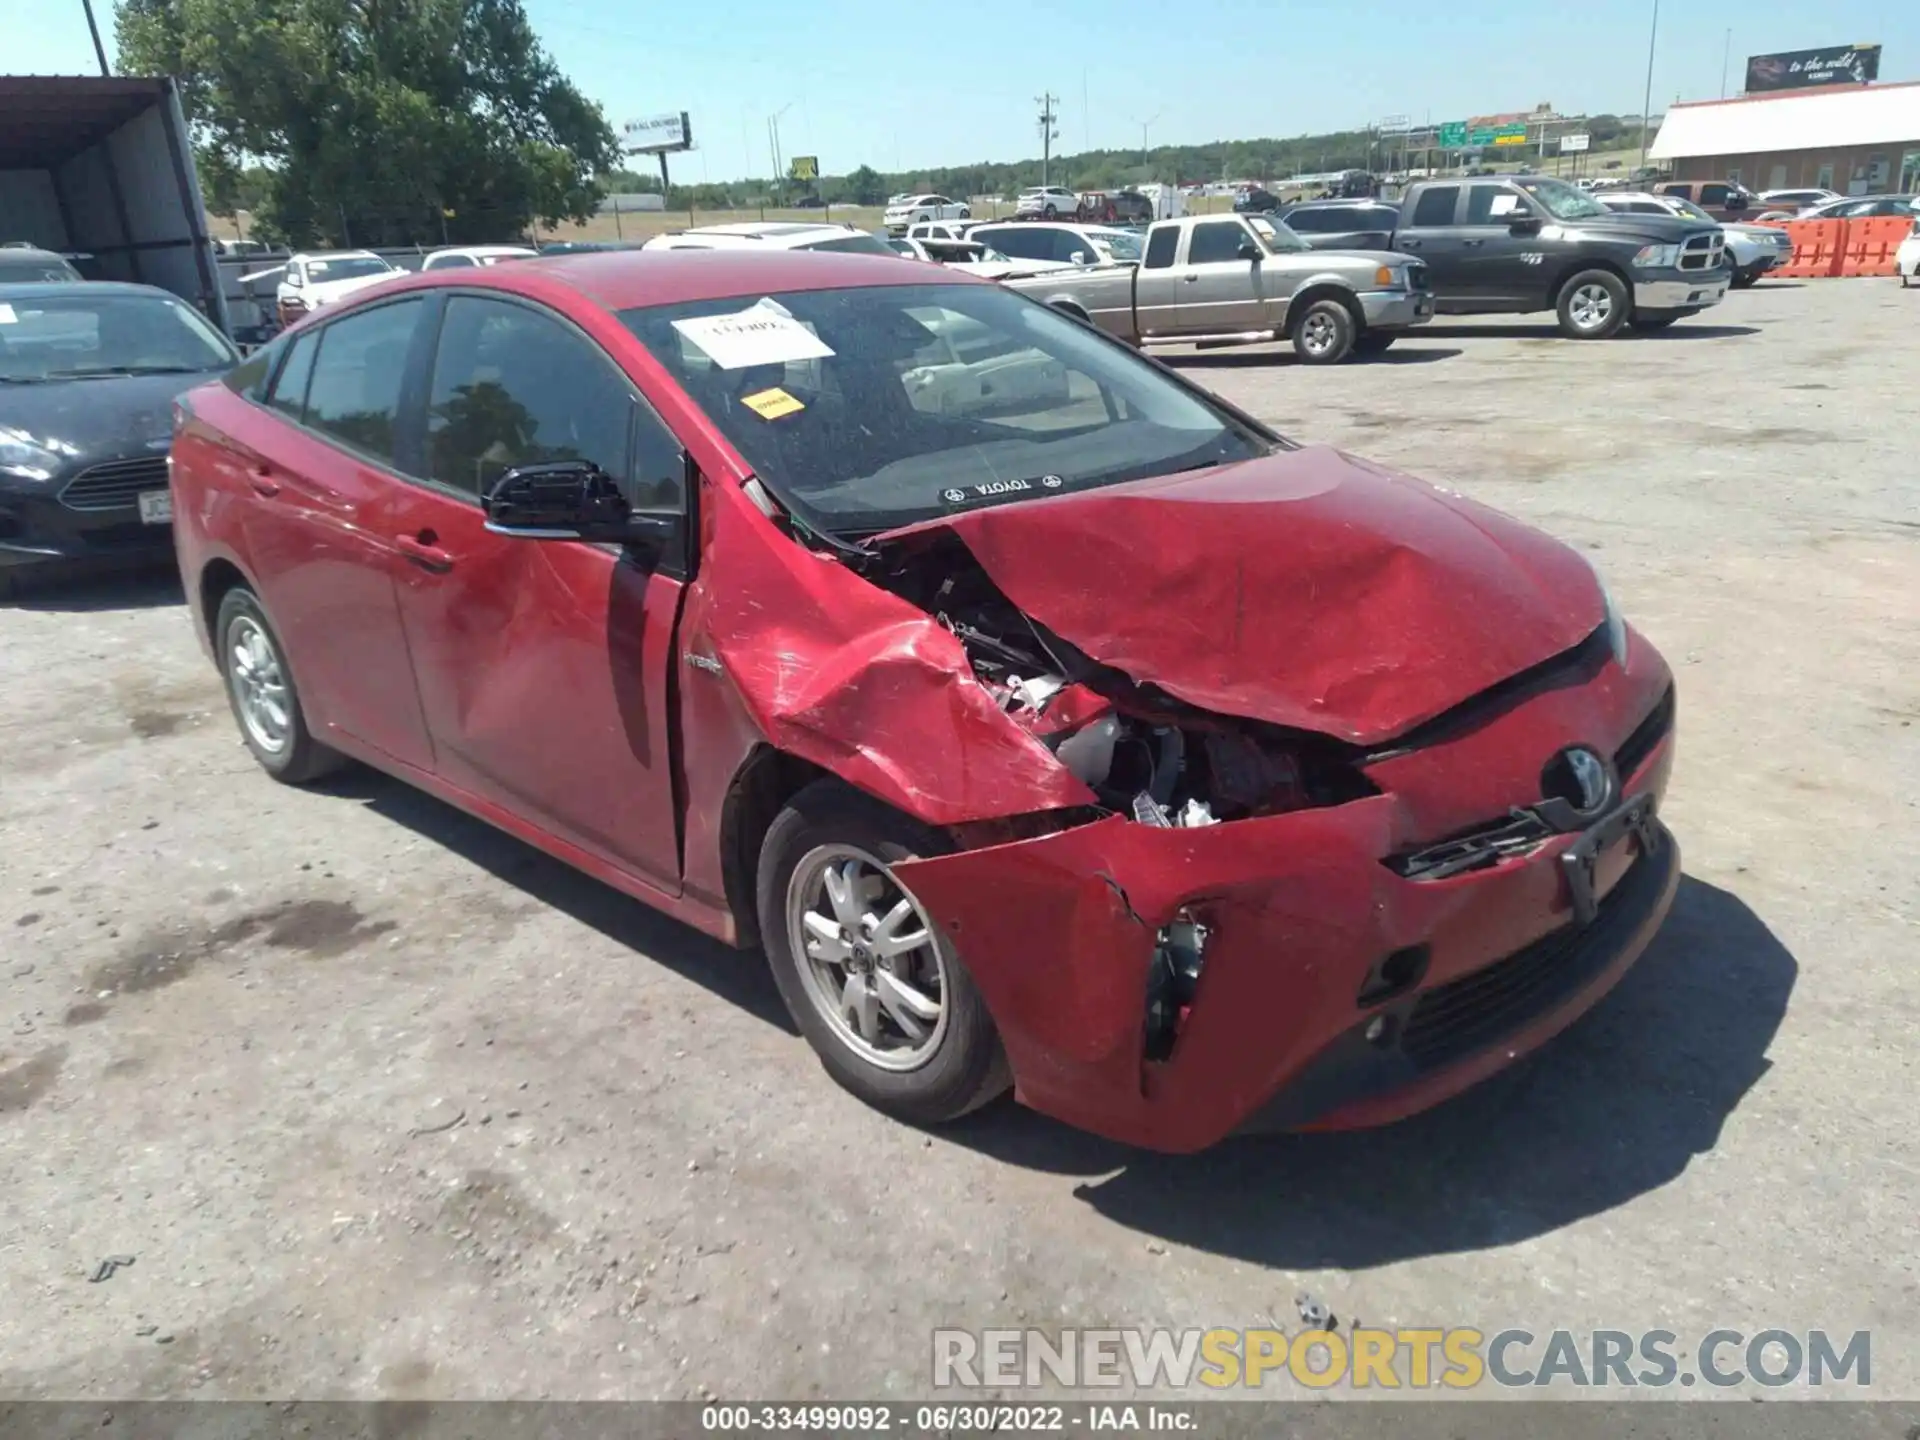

left=285, top=273, right=304, bottom=289
left=1070, top=250, right=1090, bottom=265
left=1237, top=239, right=1263, bottom=261
left=1508, top=214, right=1543, bottom=235
left=483, top=461, right=678, bottom=551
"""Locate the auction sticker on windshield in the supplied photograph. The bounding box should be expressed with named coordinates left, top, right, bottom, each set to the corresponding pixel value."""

left=741, top=387, right=805, bottom=420
left=671, top=299, right=836, bottom=369
left=0, top=304, right=15, bottom=325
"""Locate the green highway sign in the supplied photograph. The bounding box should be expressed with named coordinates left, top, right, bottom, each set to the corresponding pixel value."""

left=1443, top=121, right=1528, bottom=149
left=1438, top=121, right=1467, bottom=148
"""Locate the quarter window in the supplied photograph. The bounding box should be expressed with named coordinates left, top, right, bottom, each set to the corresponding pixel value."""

left=301, top=299, right=425, bottom=464
left=424, top=296, right=654, bottom=503
left=266, top=330, right=319, bottom=422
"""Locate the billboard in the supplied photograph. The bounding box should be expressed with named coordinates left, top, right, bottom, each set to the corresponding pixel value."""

left=1744, top=44, right=1880, bottom=93
left=1560, top=133, right=1591, bottom=153
left=622, top=112, right=692, bottom=154
left=789, top=155, right=819, bottom=182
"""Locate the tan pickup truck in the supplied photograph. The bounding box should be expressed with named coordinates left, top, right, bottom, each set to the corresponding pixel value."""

left=1004, top=212, right=1433, bottom=363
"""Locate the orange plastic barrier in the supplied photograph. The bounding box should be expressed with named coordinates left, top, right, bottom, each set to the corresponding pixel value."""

left=1836, top=216, right=1912, bottom=278
left=1754, top=219, right=1848, bottom=278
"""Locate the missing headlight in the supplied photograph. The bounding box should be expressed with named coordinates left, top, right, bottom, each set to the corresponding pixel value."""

left=1144, top=909, right=1209, bottom=1061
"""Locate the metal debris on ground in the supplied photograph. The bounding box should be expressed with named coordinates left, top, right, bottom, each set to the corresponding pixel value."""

left=1295, top=1291, right=1333, bottom=1330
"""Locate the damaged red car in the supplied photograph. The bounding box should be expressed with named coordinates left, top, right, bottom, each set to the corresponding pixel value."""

left=169, top=250, right=1678, bottom=1152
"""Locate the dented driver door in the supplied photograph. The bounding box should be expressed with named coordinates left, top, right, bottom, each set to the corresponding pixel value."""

left=384, top=292, right=688, bottom=891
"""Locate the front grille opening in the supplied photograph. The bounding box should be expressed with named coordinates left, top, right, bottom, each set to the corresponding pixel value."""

left=1400, top=842, right=1662, bottom=1071
left=1357, top=944, right=1430, bottom=1007
left=60, top=456, right=170, bottom=512
left=1614, top=685, right=1675, bottom=781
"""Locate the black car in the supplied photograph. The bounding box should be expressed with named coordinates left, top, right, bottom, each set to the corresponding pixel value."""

left=0, top=246, right=83, bottom=284
left=1233, top=187, right=1284, bottom=215
left=1280, top=199, right=1403, bottom=251
left=0, top=282, right=239, bottom=589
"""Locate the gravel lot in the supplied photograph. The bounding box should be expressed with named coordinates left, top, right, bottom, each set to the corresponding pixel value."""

left=2, top=279, right=1915, bottom=1403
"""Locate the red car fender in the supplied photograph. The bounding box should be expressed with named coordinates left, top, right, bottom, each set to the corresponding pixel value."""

left=678, top=479, right=1097, bottom=826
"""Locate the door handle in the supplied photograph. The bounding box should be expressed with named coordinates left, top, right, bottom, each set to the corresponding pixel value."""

left=1181, top=274, right=1200, bottom=282
left=1399, top=238, right=1422, bottom=249
left=247, top=465, right=280, bottom=498
left=1462, top=238, right=1485, bottom=247
left=395, top=531, right=454, bottom=573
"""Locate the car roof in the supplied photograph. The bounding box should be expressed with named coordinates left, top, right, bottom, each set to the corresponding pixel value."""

left=328, top=248, right=986, bottom=313
left=0, top=279, right=184, bottom=301
left=675, top=222, right=856, bottom=239
left=290, top=249, right=386, bottom=262
left=0, top=245, right=73, bottom=261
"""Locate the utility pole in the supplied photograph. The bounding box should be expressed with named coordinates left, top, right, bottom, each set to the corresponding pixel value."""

left=80, top=0, right=109, bottom=75
left=1036, top=93, right=1060, bottom=187
left=1720, top=27, right=1732, bottom=98
left=1639, top=0, right=1660, bottom=172
left=1130, top=110, right=1161, bottom=172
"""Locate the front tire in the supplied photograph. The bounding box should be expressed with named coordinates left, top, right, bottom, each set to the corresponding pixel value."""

left=1042, top=205, right=1057, bottom=219
left=1730, top=265, right=1759, bottom=289
left=216, top=586, right=346, bottom=784
left=757, top=781, right=1010, bottom=1126
left=1290, top=297, right=1356, bottom=364
left=1555, top=269, right=1629, bottom=339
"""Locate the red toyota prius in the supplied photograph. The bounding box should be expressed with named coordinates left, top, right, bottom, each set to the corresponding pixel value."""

left=169, top=250, right=1678, bottom=1152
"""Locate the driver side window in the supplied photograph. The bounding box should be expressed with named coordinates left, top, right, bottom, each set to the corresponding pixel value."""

left=1187, top=221, right=1249, bottom=265
left=424, top=295, right=681, bottom=510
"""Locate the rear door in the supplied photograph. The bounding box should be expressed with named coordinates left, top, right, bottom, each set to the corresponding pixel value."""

left=221, top=299, right=438, bottom=770
left=381, top=291, right=690, bottom=889
left=1391, top=185, right=1471, bottom=296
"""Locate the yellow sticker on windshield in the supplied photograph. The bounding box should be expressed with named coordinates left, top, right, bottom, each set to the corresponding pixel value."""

left=741, top=386, right=805, bottom=420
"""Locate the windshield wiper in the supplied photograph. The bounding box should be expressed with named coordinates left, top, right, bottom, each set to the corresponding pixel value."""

left=0, top=375, right=49, bottom=384
left=51, top=364, right=206, bottom=378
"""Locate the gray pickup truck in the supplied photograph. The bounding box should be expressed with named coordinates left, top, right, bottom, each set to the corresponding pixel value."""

left=1003, top=212, right=1433, bottom=363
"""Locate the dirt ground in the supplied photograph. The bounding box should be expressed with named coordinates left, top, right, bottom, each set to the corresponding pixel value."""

left=1, top=278, right=1915, bottom=1403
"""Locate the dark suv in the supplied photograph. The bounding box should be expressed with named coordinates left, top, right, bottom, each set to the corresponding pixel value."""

left=1279, top=200, right=1403, bottom=251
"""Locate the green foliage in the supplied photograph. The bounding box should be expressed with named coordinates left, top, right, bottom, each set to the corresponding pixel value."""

left=116, top=0, right=620, bottom=246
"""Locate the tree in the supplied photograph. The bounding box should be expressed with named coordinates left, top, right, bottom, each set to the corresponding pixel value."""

left=843, top=165, right=886, bottom=206
left=116, top=0, right=621, bottom=247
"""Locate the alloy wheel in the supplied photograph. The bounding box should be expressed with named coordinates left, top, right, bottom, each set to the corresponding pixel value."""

left=226, top=614, right=290, bottom=755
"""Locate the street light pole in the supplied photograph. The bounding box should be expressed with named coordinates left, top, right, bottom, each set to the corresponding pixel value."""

left=1639, top=0, right=1660, bottom=171
left=80, top=0, right=109, bottom=75
left=1131, top=110, right=1161, bottom=171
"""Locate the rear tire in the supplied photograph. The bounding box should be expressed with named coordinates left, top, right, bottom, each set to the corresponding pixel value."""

left=757, top=780, right=1011, bottom=1126
left=215, top=586, right=347, bottom=785
left=1042, top=205, right=1057, bottom=219
left=1290, top=297, right=1356, bottom=364
left=1352, top=332, right=1396, bottom=356
left=1555, top=269, right=1629, bottom=339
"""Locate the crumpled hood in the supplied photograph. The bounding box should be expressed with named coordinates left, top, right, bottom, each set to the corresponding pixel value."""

left=886, top=445, right=1605, bottom=746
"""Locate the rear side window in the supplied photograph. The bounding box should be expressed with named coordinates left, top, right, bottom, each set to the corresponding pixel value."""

left=1285, top=208, right=1329, bottom=233
left=1187, top=221, right=1247, bottom=265
left=302, top=298, right=425, bottom=464
left=1143, top=226, right=1178, bottom=267
left=424, top=295, right=637, bottom=501
left=1699, top=185, right=1730, bottom=205
left=983, top=228, right=1048, bottom=261
left=1410, top=187, right=1459, bottom=226
left=266, top=331, right=318, bottom=421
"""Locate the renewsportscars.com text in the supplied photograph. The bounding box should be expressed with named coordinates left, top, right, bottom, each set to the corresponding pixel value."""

left=933, top=1327, right=1871, bottom=1391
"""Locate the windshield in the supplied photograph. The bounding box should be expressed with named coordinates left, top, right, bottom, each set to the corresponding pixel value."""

left=306, top=256, right=393, bottom=281
left=1090, top=230, right=1143, bottom=261
left=1244, top=216, right=1310, bottom=253
left=1513, top=176, right=1611, bottom=220
left=1664, top=196, right=1714, bottom=223
left=797, top=233, right=896, bottom=255
left=0, top=291, right=236, bottom=381
left=620, top=283, right=1274, bottom=535
left=0, top=256, right=80, bottom=284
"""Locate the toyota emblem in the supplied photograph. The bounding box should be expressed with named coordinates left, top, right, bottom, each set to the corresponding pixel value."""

left=1040, top=474, right=1064, bottom=488
left=941, top=488, right=966, bottom=504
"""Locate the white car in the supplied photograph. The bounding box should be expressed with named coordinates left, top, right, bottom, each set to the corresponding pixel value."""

left=420, top=245, right=538, bottom=271
left=640, top=222, right=897, bottom=255
left=1898, top=218, right=1920, bottom=287
left=966, top=221, right=1143, bottom=268
left=1758, top=187, right=1840, bottom=211
left=882, top=194, right=971, bottom=234
left=1599, top=192, right=1793, bottom=287
left=272, top=250, right=401, bottom=326
left=1014, top=186, right=1081, bottom=219
left=885, top=235, right=1075, bottom=280
left=905, top=220, right=972, bottom=243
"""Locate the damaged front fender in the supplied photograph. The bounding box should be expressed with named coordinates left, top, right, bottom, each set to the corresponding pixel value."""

left=683, top=481, right=1097, bottom=825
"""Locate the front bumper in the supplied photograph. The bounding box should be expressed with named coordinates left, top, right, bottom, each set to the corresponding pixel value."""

left=1633, top=271, right=1728, bottom=310
left=895, top=634, right=1678, bottom=1153
left=1358, top=288, right=1436, bottom=329
left=0, top=462, right=175, bottom=572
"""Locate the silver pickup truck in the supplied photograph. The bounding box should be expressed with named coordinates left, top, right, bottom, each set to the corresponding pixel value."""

left=1004, top=212, right=1434, bottom=363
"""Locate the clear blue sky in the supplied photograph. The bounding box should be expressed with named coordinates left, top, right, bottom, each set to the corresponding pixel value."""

left=8, top=0, right=1913, bottom=179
